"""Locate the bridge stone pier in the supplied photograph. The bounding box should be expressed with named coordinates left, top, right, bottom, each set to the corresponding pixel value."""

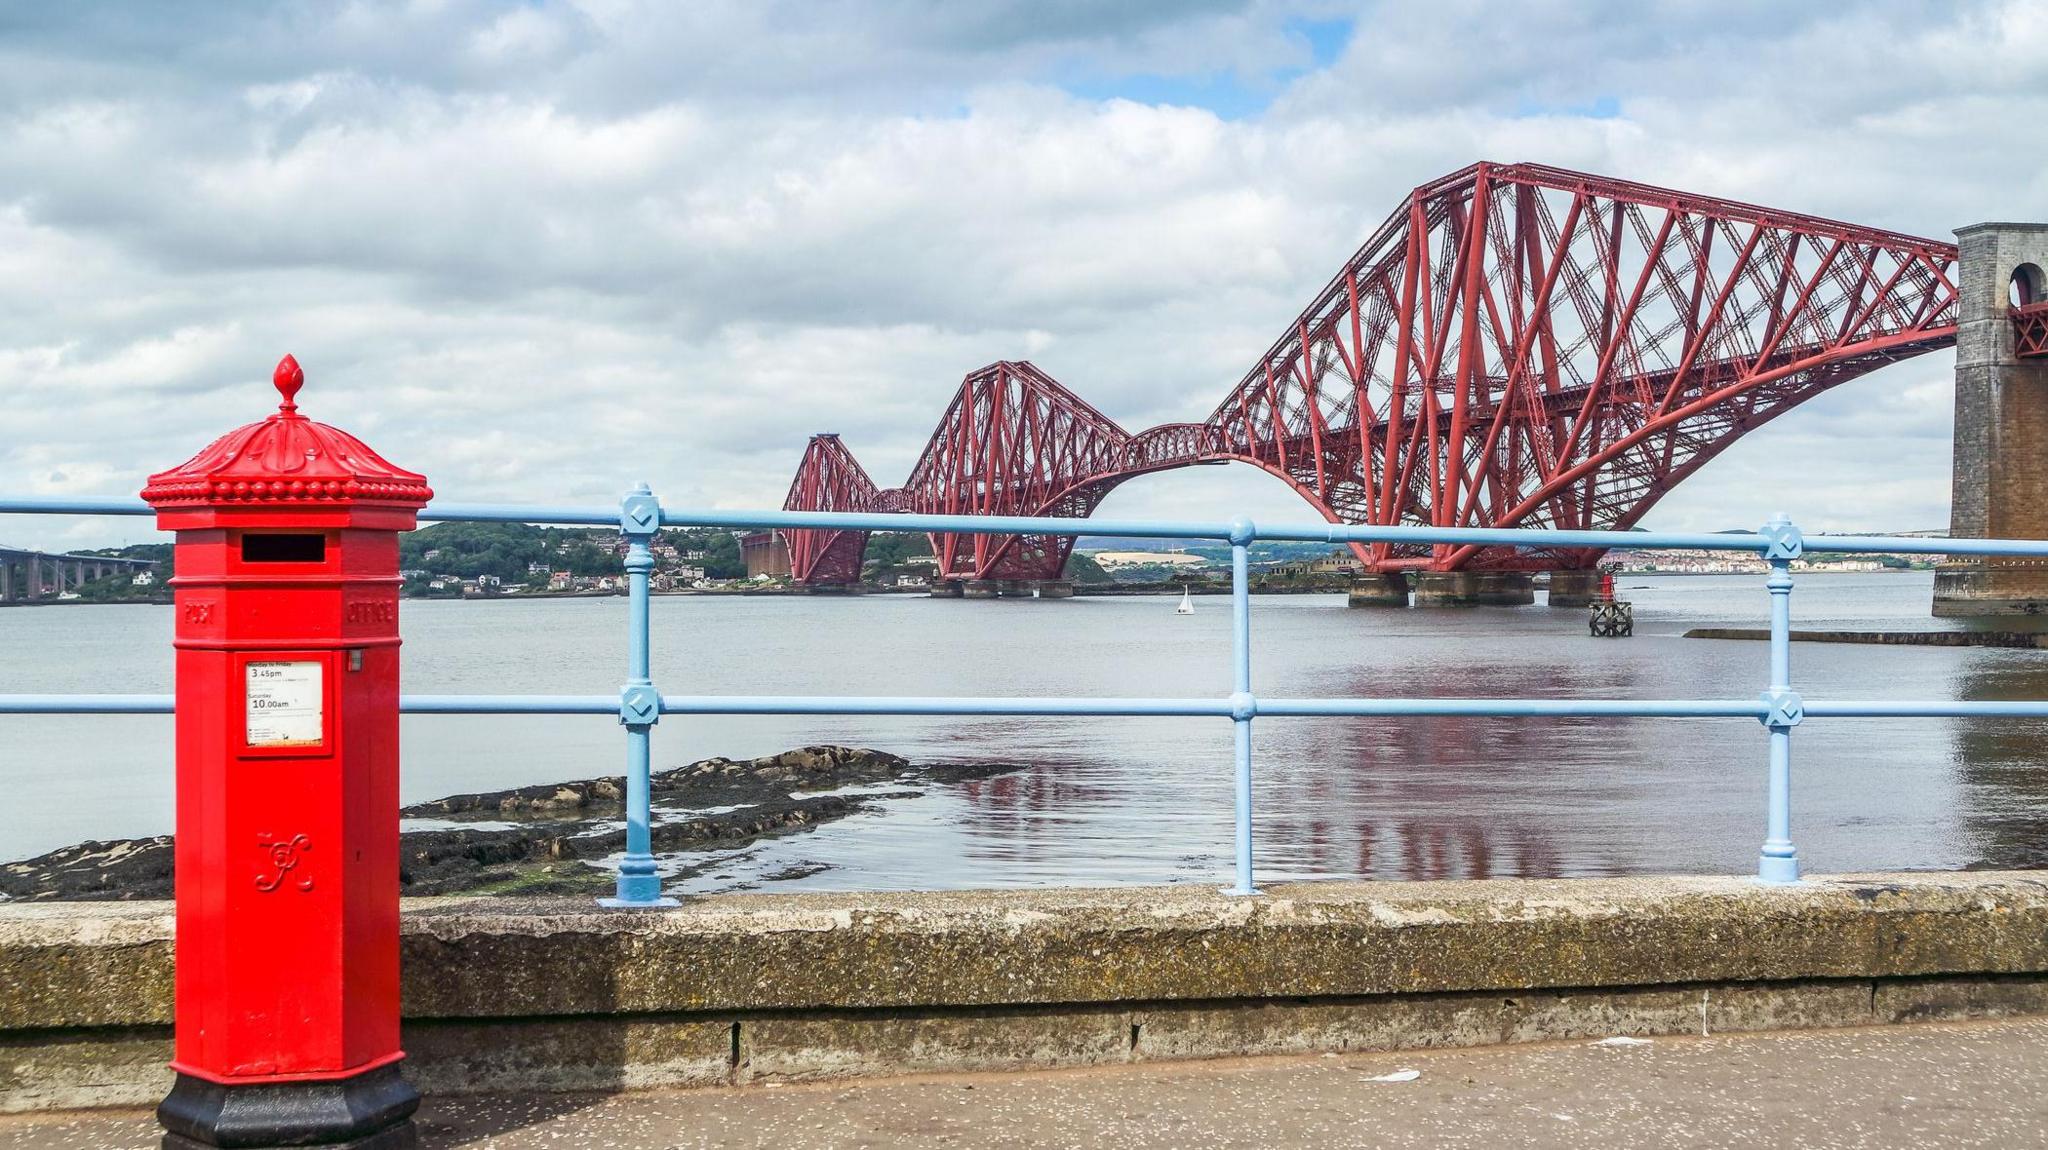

left=1936, top=223, right=2048, bottom=615
left=1346, top=571, right=1411, bottom=607
left=1348, top=569, right=1596, bottom=609
left=948, top=578, right=1073, bottom=599
left=0, top=553, right=48, bottom=601
left=1412, top=571, right=1534, bottom=607
left=1544, top=570, right=1604, bottom=609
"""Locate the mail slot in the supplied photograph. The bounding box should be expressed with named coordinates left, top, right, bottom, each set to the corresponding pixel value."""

left=240, top=532, right=327, bottom=563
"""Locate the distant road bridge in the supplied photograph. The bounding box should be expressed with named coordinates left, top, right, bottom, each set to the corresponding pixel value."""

left=774, top=162, right=2044, bottom=602
left=0, top=544, right=154, bottom=602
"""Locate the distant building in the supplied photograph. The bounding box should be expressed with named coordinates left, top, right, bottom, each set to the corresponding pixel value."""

left=677, top=564, right=706, bottom=582
left=1272, top=551, right=1362, bottom=577
left=527, top=561, right=550, bottom=576
left=896, top=574, right=929, bottom=588
left=549, top=571, right=573, bottom=591
left=131, top=570, right=156, bottom=586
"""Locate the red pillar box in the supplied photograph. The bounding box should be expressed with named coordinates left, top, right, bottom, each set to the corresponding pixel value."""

left=143, top=356, right=430, bottom=1150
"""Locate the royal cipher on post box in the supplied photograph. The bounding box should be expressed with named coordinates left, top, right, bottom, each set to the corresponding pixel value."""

left=141, top=356, right=430, bottom=1150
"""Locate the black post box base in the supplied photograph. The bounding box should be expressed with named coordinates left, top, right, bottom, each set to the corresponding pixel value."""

left=158, top=1063, right=420, bottom=1149
left=164, top=1132, right=415, bottom=1150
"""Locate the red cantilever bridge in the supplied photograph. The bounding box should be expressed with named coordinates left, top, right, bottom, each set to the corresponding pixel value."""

left=779, top=161, right=2001, bottom=589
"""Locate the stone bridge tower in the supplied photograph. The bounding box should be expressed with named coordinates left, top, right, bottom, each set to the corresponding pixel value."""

left=1934, top=222, right=2048, bottom=616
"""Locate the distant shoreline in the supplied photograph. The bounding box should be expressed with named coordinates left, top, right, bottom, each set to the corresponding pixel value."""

left=0, top=568, right=1936, bottom=608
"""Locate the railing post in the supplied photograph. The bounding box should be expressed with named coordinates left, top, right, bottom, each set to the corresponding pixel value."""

left=1224, top=517, right=1260, bottom=896
left=602, top=482, right=676, bottom=907
left=1757, top=513, right=1804, bottom=884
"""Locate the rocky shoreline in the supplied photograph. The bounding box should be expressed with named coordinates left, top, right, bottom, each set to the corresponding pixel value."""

left=0, top=746, right=1023, bottom=902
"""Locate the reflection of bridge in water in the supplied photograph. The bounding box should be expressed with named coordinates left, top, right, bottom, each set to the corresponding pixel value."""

left=1949, top=657, right=2048, bottom=869
left=0, top=544, right=154, bottom=602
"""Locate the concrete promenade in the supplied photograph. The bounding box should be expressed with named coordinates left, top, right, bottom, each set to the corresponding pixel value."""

left=5, top=1017, right=2045, bottom=1148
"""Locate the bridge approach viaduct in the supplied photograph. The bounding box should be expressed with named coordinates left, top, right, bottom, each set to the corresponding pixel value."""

left=0, top=545, right=153, bottom=603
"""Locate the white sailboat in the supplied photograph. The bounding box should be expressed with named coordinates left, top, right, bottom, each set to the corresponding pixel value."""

left=1175, top=586, right=1194, bottom=615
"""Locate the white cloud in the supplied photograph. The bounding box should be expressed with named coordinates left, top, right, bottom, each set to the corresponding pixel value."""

left=0, top=0, right=2040, bottom=550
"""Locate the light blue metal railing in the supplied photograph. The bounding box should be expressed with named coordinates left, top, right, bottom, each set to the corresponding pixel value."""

left=8, top=492, right=2048, bottom=903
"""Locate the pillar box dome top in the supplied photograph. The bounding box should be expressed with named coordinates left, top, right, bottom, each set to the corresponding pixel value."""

left=142, top=355, right=432, bottom=529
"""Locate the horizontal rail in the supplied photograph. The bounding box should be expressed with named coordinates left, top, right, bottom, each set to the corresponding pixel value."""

left=420, top=502, right=620, bottom=527
left=1249, top=698, right=1768, bottom=718
left=1802, top=700, right=2048, bottom=718
left=0, top=497, right=155, bottom=518
left=0, top=694, right=177, bottom=714
left=400, top=694, right=618, bottom=714
left=7, top=495, right=2048, bottom=557
left=658, top=695, right=1233, bottom=717
left=10, top=694, right=2048, bottom=720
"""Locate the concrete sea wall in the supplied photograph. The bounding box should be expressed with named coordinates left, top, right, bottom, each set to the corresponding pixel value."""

left=7, top=871, right=2048, bottom=1111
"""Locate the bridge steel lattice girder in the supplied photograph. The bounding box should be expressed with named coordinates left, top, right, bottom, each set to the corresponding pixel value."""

left=778, top=434, right=879, bottom=585
left=2017, top=300, right=2048, bottom=359
left=779, top=161, right=1966, bottom=584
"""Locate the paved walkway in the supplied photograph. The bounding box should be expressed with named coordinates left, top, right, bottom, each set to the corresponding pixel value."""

left=7, top=1017, right=2047, bottom=1148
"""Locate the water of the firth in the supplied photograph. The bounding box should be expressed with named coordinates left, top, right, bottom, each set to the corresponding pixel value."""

left=5, top=571, right=2047, bottom=893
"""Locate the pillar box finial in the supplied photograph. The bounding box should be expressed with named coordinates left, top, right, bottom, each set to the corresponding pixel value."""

left=273, top=353, right=305, bottom=415
left=143, top=355, right=427, bottom=1150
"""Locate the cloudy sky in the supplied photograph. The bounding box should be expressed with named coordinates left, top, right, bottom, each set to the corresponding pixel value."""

left=3, top=0, right=2044, bottom=550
